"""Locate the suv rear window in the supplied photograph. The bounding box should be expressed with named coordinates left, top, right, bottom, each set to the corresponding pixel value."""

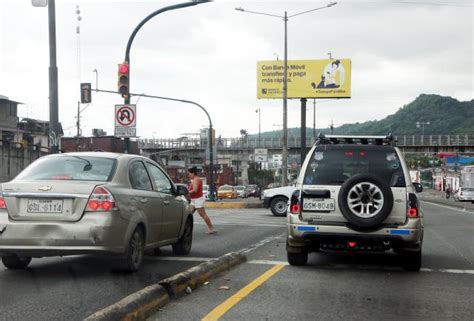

left=303, top=146, right=405, bottom=187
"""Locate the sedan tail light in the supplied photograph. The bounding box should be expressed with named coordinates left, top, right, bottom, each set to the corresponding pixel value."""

left=290, top=190, right=301, bottom=215
left=86, top=186, right=118, bottom=212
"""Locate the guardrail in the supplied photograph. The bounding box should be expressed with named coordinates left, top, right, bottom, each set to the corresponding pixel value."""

left=139, top=135, right=474, bottom=150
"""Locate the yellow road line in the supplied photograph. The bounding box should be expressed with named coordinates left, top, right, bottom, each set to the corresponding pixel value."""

left=202, top=264, right=285, bottom=321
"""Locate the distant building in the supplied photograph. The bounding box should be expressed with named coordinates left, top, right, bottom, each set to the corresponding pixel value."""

left=61, top=135, right=139, bottom=154
left=0, top=95, right=61, bottom=151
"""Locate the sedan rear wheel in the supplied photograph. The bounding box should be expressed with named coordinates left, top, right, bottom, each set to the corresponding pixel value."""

left=2, top=256, right=32, bottom=269
left=123, top=227, right=145, bottom=272
left=172, top=218, right=193, bottom=255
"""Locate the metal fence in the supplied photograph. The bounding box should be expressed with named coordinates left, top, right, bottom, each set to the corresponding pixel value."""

left=139, top=135, right=474, bottom=150
left=0, top=142, right=48, bottom=182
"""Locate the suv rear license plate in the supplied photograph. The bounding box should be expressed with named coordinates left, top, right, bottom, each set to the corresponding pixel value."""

left=303, top=198, right=335, bottom=211
left=27, top=199, right=64, bottom=214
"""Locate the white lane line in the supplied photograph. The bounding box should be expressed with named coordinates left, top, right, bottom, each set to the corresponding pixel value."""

left=249, top=260, right=290, bottom=266
left=247, top=260, right=474, bottom=275
left=194, top=220, right=286, bottom=227
left=239, top=233, right=286, bottom=254
left=147, top=256, right=214, bottom=262
left=421, top=201, right=474, bottom=214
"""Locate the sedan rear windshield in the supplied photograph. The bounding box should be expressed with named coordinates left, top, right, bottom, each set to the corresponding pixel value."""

left=304, top=146, right=406, bottom=187
left=16, top=156, right=116, bottom=182
left=219, top=186, right=232, bottom=191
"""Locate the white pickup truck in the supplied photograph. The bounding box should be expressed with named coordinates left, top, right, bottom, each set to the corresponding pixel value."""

left=261, top=185, right=297, bottom=216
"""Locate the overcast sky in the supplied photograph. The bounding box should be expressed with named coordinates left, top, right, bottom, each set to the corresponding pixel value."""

left=0, top=0, right=472, bottom=139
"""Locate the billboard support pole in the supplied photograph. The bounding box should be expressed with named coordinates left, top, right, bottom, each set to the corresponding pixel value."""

left=300, top=98, right=307, bottom=165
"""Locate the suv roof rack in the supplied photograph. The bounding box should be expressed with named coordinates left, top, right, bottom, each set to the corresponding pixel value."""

left=315, top=133, right=396, bottom=146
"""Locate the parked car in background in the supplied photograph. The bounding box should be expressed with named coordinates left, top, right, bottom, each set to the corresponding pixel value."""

left=267, top=182, right=282, bottom=189
left=217, top=185, right=238, bottom=199
left=234, top=185, right=247, bottom=198
left=245, top=184, right=261, bottom=198
left=453, top=187, right=474, bottom=203
left=0, top=152, right=194, bottom=272
left=262, top=185, right=297, bottom=216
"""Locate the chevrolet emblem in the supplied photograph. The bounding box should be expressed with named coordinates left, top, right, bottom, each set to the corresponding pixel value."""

left=38, top=185, right=52, bottom=191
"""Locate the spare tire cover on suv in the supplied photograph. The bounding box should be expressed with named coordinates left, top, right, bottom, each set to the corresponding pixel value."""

left=338, top=173, right=394, bottom=229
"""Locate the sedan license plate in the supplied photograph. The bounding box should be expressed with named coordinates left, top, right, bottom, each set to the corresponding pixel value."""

left=303, top=198, right=335, bottom=211
left=27, top=199, right=64, bottom=214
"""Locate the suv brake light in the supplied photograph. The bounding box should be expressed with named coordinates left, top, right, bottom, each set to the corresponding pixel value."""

left=86, top=186, right=118, bottom=212
left=290, top=190, right=301, bottom=215
left=407, top=193, right=419, bottom=218
left=0, top=196, right=6, bottom=209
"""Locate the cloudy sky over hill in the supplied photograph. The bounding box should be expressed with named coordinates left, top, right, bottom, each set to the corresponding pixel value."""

left=0, top=0, right=472, bottom=138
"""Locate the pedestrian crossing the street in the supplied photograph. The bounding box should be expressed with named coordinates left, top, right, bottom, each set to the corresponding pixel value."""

left=194, top=208, right=287, bottom=227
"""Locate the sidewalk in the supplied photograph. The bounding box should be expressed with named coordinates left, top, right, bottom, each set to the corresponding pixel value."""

left=418, top=188, right=474, bottom=211
left=205, top=197, right=263, bottom=209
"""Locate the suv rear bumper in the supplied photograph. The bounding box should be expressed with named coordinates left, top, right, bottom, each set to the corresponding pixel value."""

left=287, top=217, right=423, bottom=250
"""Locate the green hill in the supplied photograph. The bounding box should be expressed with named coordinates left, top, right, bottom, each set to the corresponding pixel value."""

left=250, top=94, right=473, bottom=138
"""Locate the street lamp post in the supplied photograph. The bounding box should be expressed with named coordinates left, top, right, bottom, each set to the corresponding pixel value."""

left=235, top=2, right=337, bottom=185
left=416, top=121, right=430, bottom=136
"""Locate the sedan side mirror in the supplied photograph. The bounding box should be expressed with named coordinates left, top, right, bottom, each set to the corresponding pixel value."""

left=412, top=183, right=423, bottom=193
left=176, top=185, right=189, bottom=196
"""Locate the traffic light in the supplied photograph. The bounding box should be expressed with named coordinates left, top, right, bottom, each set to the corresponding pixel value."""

left=117, top=62, right=129, bottom=98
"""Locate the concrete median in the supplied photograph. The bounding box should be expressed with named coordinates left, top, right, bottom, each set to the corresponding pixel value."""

left=84, top=284, right=169, bottom=321
left=159, top=252, right=246, bottom=298
left=84, top=252, right=246, bottom=321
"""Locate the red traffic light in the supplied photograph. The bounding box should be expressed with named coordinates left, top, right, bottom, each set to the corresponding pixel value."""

left=118, top=63, right=129, bottom=74
left=118, top=62, right=129, bottom=98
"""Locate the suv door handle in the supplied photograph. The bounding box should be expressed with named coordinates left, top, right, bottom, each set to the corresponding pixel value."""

left=140, top=198, right=148, bottom=204
left=163, top=200, right=170, bottom=205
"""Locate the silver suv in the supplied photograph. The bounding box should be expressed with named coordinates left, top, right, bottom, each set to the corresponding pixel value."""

left=287, top=134, right=423, bottom=271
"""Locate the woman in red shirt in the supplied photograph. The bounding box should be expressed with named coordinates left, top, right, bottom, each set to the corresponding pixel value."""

left=187, top=166, right=216, bottom=234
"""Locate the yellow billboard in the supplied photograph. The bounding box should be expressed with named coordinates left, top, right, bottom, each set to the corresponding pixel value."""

left=257, top=59, right=351, bottom=99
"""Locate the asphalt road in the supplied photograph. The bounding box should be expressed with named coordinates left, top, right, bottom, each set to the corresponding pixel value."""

left=151, top=202, right=474, bottom=321
left=0, top=208, right=285, bottom=321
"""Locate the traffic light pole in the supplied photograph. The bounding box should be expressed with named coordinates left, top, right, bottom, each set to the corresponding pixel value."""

left=122, top=1, right=211, bottom=154
left=94, top=88, right=216, bottom=201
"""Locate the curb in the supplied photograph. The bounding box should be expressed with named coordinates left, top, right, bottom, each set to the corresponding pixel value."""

left=159, top=252, right=246, bottom=298
left=84, top=252, right=246, bottom=321
left=205, top=201, right=262, bottom=209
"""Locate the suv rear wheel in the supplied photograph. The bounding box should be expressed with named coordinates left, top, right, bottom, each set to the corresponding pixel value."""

left=287, top=251, right=308, bottom=266
left=400, top=248, right=422, bottom=271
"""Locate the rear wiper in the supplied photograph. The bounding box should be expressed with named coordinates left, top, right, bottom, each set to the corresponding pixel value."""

left=71, top=156, right=93, bottom=171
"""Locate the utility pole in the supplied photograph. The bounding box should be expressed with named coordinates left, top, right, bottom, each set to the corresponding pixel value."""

left=48, top=0, right=60, bottom=153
